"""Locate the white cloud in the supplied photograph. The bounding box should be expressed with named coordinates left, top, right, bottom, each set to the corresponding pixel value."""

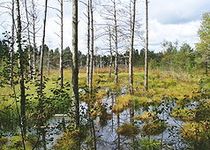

left=149, top=19, right=200, bottom=51
left=0, top=0, right=209, bottom=53
left=150, top=0, right=210, bottom=24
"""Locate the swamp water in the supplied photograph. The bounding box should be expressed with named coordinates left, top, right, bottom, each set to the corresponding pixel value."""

left=46, top=92, right=187, bottom=150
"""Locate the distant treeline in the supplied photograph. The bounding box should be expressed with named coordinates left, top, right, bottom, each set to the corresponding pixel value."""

left=0, top=40, right=207, bottom=73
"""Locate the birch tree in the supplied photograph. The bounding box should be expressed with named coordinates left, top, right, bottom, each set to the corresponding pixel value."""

left=86, top=0, right=91, bottom=86
left=129, top=0, right=137, bottom=124
left=144, top=0, right=149, bottom=91
left=60, top=0, right=64, bottom=87
left=31, top=0, right=38, bottom=78
left=113, top=0, right=119, bottom=84
left=23, top=0, right=33, bottom=79
left=72, top=0, right=80, bottom=130
left=89, top=0, right=94, bottom=95
left=16, top=0, right=26, bottom=148
left=39, top=0, right=48, bottom=149
left=10, top=0, right=15, bottom=86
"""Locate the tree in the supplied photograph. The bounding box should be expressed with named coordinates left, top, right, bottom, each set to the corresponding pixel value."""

left=72, top=0, right=80, bottom=130
left=10, top=0, right=15, bottom=86
left=113, top=0, right=119, bottom=84
left=39, top=0, right=48, bottom=149
left=86, top=0, right=91, bottom=86
left=58, top=0, right=64, bottom=87
left=16, top=0, right=26, bottom=149
left=108, top=25, right=113, bottom=78
left=128, top=0, right=137, bottom=128
left=31, top=0, right=38, bottom=78
left=144, top=0, right=149, bottom=91
left=89, top=0, right=95, bottom=95
left=24, top=0, right=33, bottom=79
left=196, top=12, right=210, bottom=75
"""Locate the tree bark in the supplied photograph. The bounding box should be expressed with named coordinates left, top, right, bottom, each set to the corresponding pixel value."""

left=89, top=0, right=94, bottom=95
left=39, top=0, right=48, bottom=149
left=16, top=0, right=26, bottom=149
left=109, top=26, right=113, bottom=78
left=32, top=0, right=37, bottom=79
left=144, top=0, right=149, bottom=91
left=60, top=0, right=64, bottom=88
left=129, top=0, right=136, bottom=124
left=10, top=0, right=15, bottom=86
left=72, top=0, right=80, bottom=129
left=113, top=0, right=118, bottom=84
left=86, top=0, right=91, bottom=86
left=24, top=0, right=33, bottom=79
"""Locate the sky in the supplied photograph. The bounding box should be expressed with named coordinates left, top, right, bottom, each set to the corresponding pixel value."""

left=0, top=0, right=210, bottom=54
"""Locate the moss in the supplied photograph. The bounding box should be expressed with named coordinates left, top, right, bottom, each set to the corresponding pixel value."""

left=142, top=120, right=167, bottom=136
left=116, top=123, right=139, bottom=137
left=181, top=121, right=210, bottom=143
left=171, top=107, right=196, bottom=121
left=54, top=130, right=83, bottom=150
left=112, top=94, right=132, bottom=114
left=138, top=138, right=161, bottom=150
left=134, top=112, right=157, bottom=122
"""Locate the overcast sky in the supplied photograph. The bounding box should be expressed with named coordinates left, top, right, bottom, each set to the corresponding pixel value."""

left=0, top=0, right=210, bottom=53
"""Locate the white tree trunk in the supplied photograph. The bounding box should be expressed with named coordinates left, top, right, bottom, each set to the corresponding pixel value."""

left=144, top=0, right=149, bottom=91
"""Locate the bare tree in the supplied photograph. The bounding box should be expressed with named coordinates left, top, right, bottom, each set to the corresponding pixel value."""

left=89, top=0, right=95, bottom=95
left=144, top=0, right=149, bottom=91
left=24, top=0, right=33, bottom=79
left=108, top=25, right=113, bottom=78
left=129, top=0, right=136, bottom=124
left=60, top=0, right=64, bottom=88
left=86, top=0, right=91, bottom=86
left=72, top=0, right=80, bottom=129
left=31, top=0, right=38, bottom=78
left=16, top=0, right=26, bottom=149
left=39, top=0, right=48, bottom=149
left=113, top=0, right=119, bottom=84
left=10, top=0, right=15, bottom=86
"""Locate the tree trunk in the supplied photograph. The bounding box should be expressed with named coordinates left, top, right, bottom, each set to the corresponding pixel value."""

left=144, top=0, right=149, bottom=91
left=117, top=113, right=120, bottom=150
left=113, top=0, right=118, bottom=84
left=86, top=0, right=91, bottom=86
left=39, top=0, right=48, bottom=149
left=129, top=0, right=136, bottom=124
left=109, top=26, right=113, bottom=78
left=89, top=0, right=94, bottom=95
left=72, top=0, right=80, bottom=129
left=16, top=0, right=26, bottom=149
left=24, top=0, right=33, bottom=79
left=60, top=0, right=64, bottom=88
left=32, top=0, right=37, bottom=79
left=10, top=0, right=15, bottom=86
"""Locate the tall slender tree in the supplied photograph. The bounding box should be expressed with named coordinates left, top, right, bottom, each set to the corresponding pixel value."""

left=89, top=0, right=94, bottom=95
left=39, top=0, right=48, bottom=149
left=108, top=26, right=113, bottom=78
left=31, top=0, right=37, bottom=78
left=16, top=0, right=26, bottom=148
left=60, top=0, right=64, bottom=87
left=129, top=0, right=136, bottom=123
left=72, top=0, right=80, bottom=129
left=10, top=0, right=15, bottom=86
left=113, top=0, right=119, bottom=84
left=24, top=0, right=33, bottom=79
left=144, top=0, right=149, bottom=91
left=86, top=0, right=91, bottom=86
